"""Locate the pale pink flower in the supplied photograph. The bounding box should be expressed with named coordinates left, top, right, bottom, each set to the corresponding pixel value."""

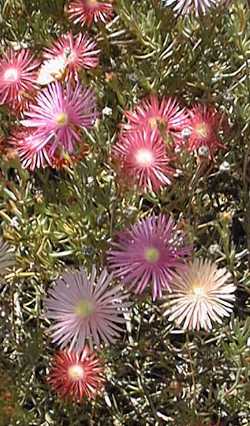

left=44, top=32, right=99, bottom=79
left=112, top=128, right=174, bottom=192
left=37, top=56, right=67, bottom=86
left=122, top=95, right=189, bottom=146
left=67, top=0, right=114, bottom=27
left=21, top=81, right=97, bottom=155
left=0, top=49, right=39, bottom=110
left=164, top=258, right=236, bottom=330
left=44, top=267, right=129, bottom=351
left=162, top=0, right=231, bottom=16
left=107, top=215, right=190, bottom=300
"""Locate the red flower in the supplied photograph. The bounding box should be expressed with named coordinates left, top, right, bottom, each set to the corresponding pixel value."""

left=0, top=49, right=39, bottom=111
left=112, top=128, right=174, bottom=192
left=122, top=95, right=189, bottom=146
left=186, top=104, right=226, bottom=157
left=48, top=347, right=105, bottom=402
left=67, top=0, right=114, bottom=27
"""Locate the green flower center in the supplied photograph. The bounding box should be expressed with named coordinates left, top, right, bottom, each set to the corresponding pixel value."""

left=75, top=299, right=95, bottom=318
left=55, top=112, right=68, bottom=126
left=144, top=247, right=160, bottom=263
left=68, top=364, right=84, bottom=381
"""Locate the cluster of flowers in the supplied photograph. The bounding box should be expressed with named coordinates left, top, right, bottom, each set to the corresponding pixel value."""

left=0, top=0, right=115, bottom=170
left=0, top=213, right=236, bottom=403
left=0, top=0, right=236, bottom=405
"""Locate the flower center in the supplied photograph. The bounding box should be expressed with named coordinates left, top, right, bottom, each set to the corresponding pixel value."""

left=55, top=112, right=69, bottom=126
left=144, top=247, right=160, bottom=263
left=64, top=48, right=77, bottom=64
left=87, top=0, right=98, bottom=6
left=75, top=299, right=95, bottom=318
left=195, top=122, right=209, bottom=139
left=148, top=116, right=165, bottom=130
left=135, top=148, right=154, bottom=167
left=4, top=67, right=19, bottom=82
left=68, top=364, right=84, bottom=381
left=192, top=285, right=205, bottom=297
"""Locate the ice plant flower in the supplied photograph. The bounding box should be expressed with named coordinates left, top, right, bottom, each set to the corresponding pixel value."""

left=163, top=258, right=236, bottom=330
left=21, top=81, right=97, bottom=155
left=107, top=215, right=190, bottom=300
left=44, top=267, right=128, bottom=351
left=10, top=129, right=52, bottom=170
left=0, top=240, right=15, bottom=274
left=122, top=95, right=189, bottom=146
left=48, top=347, right=104, bottom=401
left=162, top=0, right=231, bottom=16
left=112, top=129, right=174, bottom=192
left=184, top=104, right=226, bottom=157
left=37, top=56, right=67, bottom=86
left=44, top=32, right=99, bottom=79
left=67, top=0, right=114, bottom=27
left=0, top=49, right=39, bottom=109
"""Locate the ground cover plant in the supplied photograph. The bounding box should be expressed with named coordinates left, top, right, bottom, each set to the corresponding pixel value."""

left=0, top=0, right=249, bottom=425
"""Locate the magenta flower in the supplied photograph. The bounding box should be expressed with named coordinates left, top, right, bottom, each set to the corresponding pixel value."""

left=112, top=128, right=174, bottom=192
left=107, top=215, right=190, bottom=300
left=67, top=0, right=114, bottom=27
left=0, top=49, right=39, bottom=110
left=44, top=267, right=129, bottom=352
left=44, top=32, right=99, bottom=79
left=162, top=0, right=231, bottom=16
left=122, top=95, right=189, bottom=146
left=21, top=81, right=97, bottom=155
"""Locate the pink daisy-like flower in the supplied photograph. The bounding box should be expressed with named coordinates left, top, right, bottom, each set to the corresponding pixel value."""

left=44, top=267, right=128, bottom=352
left=184, top=104, right=226, bottom=157
left=10, top=129, right=51, bottom=170
left=44, top=32, right=99, bottom=80
left=122, top=95, right=189, bottom=146
left=67, top=0, right=114, bottom=27
left=107, top=215, right=190, bottom=300
left=48, top=347, right=105, bottom=401
left=163, top=258, right=236, bottom=331
left=0, top=49, right=39, bottom=110
left=162, top=0, right=231, bottom=16
left=21, top=81, right=97, bottom=155
left=112, top=129, right=174, bottom=192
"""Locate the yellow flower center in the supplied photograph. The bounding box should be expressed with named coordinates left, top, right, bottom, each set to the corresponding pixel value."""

left=55, top=112, right=68, bottom=126
left=68, top=364, right=84, bottom=381
left=148, top=116, right=165, bottom=130
left=195, top=122, right=209, bottom=139
left=75, top=299, right=95, bottom=318
left=87, top=0, right=98, bottom=6
left=144, top=247, right=160, bottom=263
left=4, top=67, right=19, bottom=82
left=135, top=148, right=154, bottom=167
